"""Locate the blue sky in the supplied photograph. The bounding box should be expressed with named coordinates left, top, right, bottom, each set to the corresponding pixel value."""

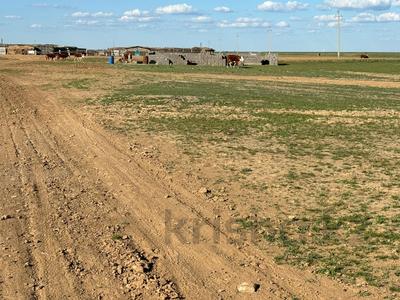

left=1, top=0, right=399, bottom=51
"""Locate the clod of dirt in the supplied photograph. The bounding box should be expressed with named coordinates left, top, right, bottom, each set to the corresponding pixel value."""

left=287, top=215, right=298, bottom=221
left=117, top=265, right=123, bottom=275
left=198, top=187, right=211, bottom=197
left=237, top=282, right=260, bottom=293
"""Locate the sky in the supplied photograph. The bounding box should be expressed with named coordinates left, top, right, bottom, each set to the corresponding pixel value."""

left=1, top=0, right=399, bottom=51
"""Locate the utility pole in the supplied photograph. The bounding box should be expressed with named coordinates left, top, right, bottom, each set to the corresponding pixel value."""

left=267, top=29, right=272, bottom=54
left=337, top=10, right=342, bottom=59
left=236, top=33, right=239, bottom=54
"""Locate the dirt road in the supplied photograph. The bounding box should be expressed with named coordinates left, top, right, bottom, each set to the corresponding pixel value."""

left=0, top=75, right=370, bottom=299
left=134, top=71, right=400, bottom=89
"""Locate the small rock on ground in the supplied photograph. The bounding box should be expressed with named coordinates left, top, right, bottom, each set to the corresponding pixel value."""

left=237, top=282, right=260, bottom=293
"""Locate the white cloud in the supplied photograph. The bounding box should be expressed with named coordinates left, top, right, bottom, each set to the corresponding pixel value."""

left=4, top=15, right=22, bottom=19
left=123, top=9, right=149, bottom=17
left=32, top=3, right=71, bottom=9
left=393, top=0, right=400, bottom=6
left=276, top=20, right=290, bottom=27
left=72, top=12, right=90, bottom=17
left=351, top=12, right=376, bottom=21
left=30, top=24, right=42, bottom=28
left=119, top=15, right=157, bottom=22
left=314, top=14, right=337, bottom=21
left=351, top=11, right=400, bottom=22
left=72, top=11, right=113, bottom=18
left=75, top=19, right=99, bottom=25
left=192, top=16, right=212, bottom=23
left=155, top=3, right=193, bottom=14
left=120, top=9, right=156, bottom=22
left=325, top=0, right=391, bottom=10
left=217, top=17, right=270, bottom=28
left=92, top=12, right=113, bottom=17
left=214, top=6, right=233, bottom=13
left=377, top=12, right=400, bottom=21
left=326, top=20, right=351, bottom=26
left=257, top=1, right=309, bottom=11
left=327, top=21, right=339, bottom=27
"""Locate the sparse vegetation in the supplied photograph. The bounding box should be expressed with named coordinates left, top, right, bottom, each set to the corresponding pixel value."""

left=84, top=57, right=400, bottom=294
left=4, top=54, right=398, bottom=297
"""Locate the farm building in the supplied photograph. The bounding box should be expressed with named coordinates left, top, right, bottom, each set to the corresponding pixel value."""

left=108, top=45, right=278, bottom=66
left=34, top=44, right=57, bottom=55
left=6, top=45, right=35, bottom=55
left=0, top=47, right=6, bottom=55
left=109, top=46, right=215, bottom=56
left=53, top=46, right=87, bottom=55
left=109, top=45, right=222, bottom=66
left=86, top=49, right=107, bottom=56
left=27, top=48, right=39, bottom=55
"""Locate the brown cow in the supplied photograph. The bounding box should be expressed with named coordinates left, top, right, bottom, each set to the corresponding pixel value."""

left=73, top=53, right=86, bottom=62
left=222, top=54, right=244, bottom=67
left=360, top=54, right=369, bottom=59
left=56, top=53, right=69, bottom=60
left=45, top=53, right=57, bottom=61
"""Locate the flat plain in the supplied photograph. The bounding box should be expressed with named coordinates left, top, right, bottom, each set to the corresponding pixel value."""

left=0, top=53, right=399, bottom=299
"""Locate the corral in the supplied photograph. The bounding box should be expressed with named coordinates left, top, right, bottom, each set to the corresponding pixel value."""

left=0, top=53, right=399, bottom=299
left=109, top=45, right=279, bottom=66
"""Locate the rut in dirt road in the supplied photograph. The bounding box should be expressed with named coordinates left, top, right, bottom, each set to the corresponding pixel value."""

left=0, top=78, right=181, bottom=299
left=0, top=75, right=365, bottom=299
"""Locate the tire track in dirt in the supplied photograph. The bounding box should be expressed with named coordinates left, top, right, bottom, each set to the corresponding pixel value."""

left=0, top=103, right=38, bottom=300
left=0, top=77, right=183, bottom=299
left=134, top=71, right=400, bottom=89
left=0, top=88, right=87, bottom=299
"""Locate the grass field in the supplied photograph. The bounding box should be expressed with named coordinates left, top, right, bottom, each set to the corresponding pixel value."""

left=83, top=56, right=400, bottom=295
left=3, top=54, right=399, bottom=297
left=116, top=60, right=400, bottom=79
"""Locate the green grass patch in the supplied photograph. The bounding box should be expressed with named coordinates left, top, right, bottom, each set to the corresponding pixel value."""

left=63, top=78, right=93, bottom=90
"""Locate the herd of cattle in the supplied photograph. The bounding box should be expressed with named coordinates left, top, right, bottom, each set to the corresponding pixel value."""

left=45, top=53, right=86, bottom=61
left=44, top=51, right=370, bottom=66
left=118, top=52, right=247, bottom=67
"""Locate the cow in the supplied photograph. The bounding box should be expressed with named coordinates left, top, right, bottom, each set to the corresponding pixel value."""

left=360, top=54, right=369, bottom=59
left=166, top=58, right=174, bottom=66
left=119, top=51, right=131, bottom=63
left=45, top=53, right=57, bottom=61
left=131, top=55, right=149, bottom=64
left=56, top=53, right=69, bottom=60
left=222, top=54, right=244, bottom=67
left=261, top=59, right=269, bottom=65
left=187, top=60, right=197, bottom=66
left=73, top=53, right=86, bottom=62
